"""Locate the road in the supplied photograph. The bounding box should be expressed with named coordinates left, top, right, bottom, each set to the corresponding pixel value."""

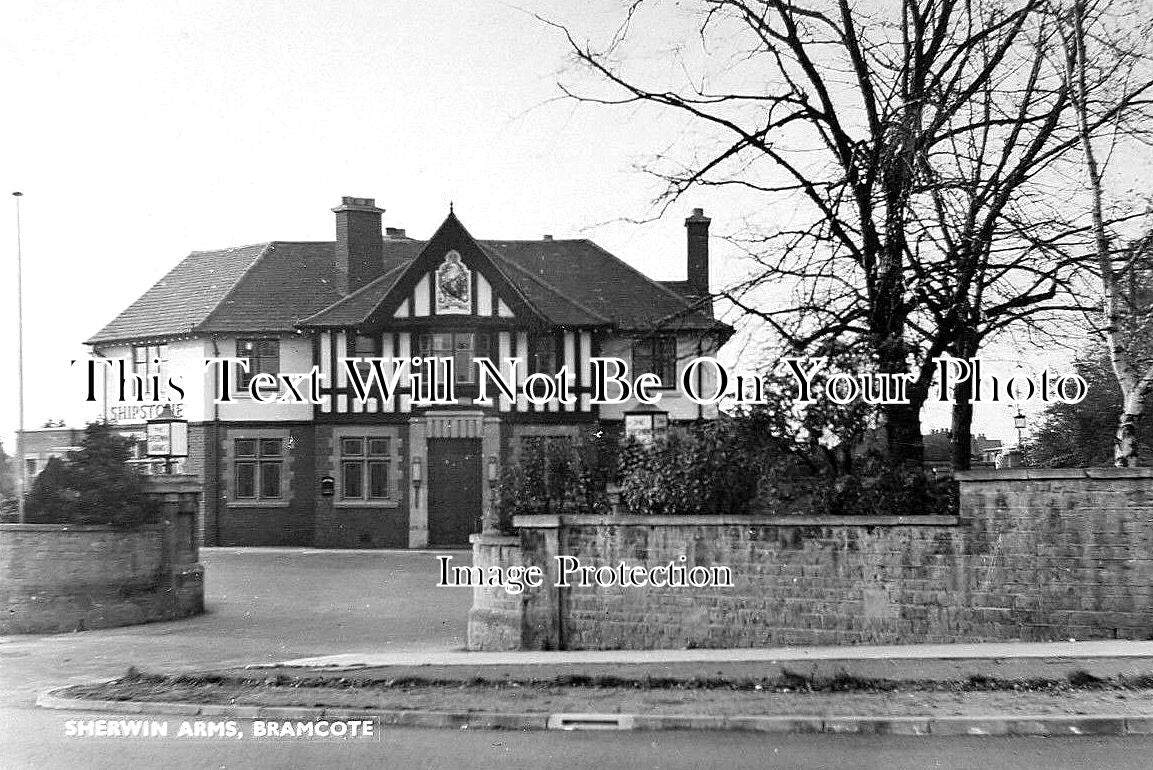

left=3, top=548, right=1152, bottom=769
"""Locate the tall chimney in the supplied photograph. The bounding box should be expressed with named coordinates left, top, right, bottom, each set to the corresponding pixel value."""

left=333, top=196, right=385, bottom=294
left=685, top=207, right=711, bottom=302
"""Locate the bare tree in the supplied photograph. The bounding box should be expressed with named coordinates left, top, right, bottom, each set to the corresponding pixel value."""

left=550, top=0, right=1153, bottom=465
left=1058, top=0, right=1153, bottom=465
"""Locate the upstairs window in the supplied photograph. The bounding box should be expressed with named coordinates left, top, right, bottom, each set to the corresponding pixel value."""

left=236, top=339, right=280, bottom=391
left=418, top=332, right=491, bottom=384
left=132, top=343, right=169, bottom=399
left=340, top=437, right=392, bottom=501
left=631, top=335, right=678, bottom=384
left=529, top=334, right=558, bottom=375
left=234, top=438, right=283, bottom=500
left=352, top=334, right=380, bottom=381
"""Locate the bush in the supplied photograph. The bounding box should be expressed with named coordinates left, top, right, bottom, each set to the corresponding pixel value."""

left=496, top=409, right=952, bottom=522
left=616, top=412, right=952, bottom=518
left=24, top=422, right=160, bottom=529
left=804, top=452, right=953, bottom=517
left=494, top=428, right=615, bottom=532
left=617, top=411, right=786, bottom=516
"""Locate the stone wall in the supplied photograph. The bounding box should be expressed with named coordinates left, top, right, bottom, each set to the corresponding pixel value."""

left=0, top=476, right=205, bottom=634
left=469, top=468, right=1153, bottom=650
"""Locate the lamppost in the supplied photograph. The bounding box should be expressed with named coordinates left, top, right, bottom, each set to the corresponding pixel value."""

left=12, top=192, right=25, bottom=522
left=1014, top=409, right=1027, bottom=464
left=146, top=405, right=188, bottom=474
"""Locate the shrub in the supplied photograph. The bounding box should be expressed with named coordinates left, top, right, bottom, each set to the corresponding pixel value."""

left=617, top=411, right=786, bottom=516
left=494, top=428, right=615, bottom=532
left=804, top=452, right=953, bottom=517
left=24, top=422, right=160, bottom=529
left=615, top=412, right=952, bottom=518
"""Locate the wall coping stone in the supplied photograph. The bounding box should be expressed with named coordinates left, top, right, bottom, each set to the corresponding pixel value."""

left=955, top=467, right=1153, bottom=481
left=0, top=523, right=164, bottom=533
left=470, top=533, right=520, bottom=546
left=513, top=514, right=960, bottom=528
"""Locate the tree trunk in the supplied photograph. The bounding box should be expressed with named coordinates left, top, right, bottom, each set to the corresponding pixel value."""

left=950, top=390, right=974, bottom=471
left=1116, top=391, right=1148, bottom=466
left=882, top=402, right=924, bottom=467
left=949, top=330, right=978, bottom=471
left=1116, top=413, right=1140, bottom=467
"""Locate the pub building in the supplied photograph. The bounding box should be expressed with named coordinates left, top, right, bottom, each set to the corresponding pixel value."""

left=85, top=197, right=732, bottom=548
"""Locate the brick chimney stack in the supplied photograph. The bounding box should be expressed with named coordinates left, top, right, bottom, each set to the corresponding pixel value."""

left=333, top=196, right=385, bottom=294
left=685, top=207, right=711, bottom=304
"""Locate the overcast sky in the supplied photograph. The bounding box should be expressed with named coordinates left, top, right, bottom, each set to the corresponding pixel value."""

left=1, top=0, right=1136, bottom=451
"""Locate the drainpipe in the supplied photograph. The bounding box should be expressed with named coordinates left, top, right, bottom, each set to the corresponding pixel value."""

left=210, top=335, right=222, bottom=546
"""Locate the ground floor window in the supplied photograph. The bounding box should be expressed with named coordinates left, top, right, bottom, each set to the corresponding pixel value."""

left=340, top=436, right=392, bottom=500
left=234, top=438, right=283, bottom=500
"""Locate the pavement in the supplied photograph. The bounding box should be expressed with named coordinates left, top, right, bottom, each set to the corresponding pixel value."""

left=37, top=637, right=1153, bottom=737
left=7, top=547, right=1153, bottom=770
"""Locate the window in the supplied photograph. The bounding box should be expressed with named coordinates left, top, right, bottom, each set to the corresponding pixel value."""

left=234, top=438, right=283, bottom=500
left=625, top=412, right=669, bottom=445
left=132, top=343, right=169, bottom=399
left=340, top=437, right=392, bottom=501
left=418, top=332, right=491, bottom=384
left=24, top=458, right=37, bottom=478
left=529, top=334, right=557, bottom=375
left=631, top=335, right=678, bottom=384
left=235, top=339, right=280, bottom=390
left=352, top=334, right=380, bottom=382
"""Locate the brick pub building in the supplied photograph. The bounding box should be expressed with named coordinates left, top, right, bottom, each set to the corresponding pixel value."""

left=87, top=198, right=731, bottom=548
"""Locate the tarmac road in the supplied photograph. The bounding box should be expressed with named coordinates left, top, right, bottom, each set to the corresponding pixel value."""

left=3, top=548, right=1152, bottom=769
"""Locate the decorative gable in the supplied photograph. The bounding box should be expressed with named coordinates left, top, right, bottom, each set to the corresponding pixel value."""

left=364, top=212, right=538, bottom=326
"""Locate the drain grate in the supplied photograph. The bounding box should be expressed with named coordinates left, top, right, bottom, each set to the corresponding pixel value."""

left=547, top=713, right=637, bottom=731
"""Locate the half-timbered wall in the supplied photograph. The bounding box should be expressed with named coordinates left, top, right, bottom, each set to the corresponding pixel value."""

left=315, top=328, right=595, bottom=416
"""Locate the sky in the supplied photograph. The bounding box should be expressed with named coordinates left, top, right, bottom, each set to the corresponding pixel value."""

left=0, top=0, right=1141, bottom=453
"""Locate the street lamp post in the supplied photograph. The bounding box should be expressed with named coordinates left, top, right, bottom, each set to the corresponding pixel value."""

left=12, top=192, right=25, bottom=523
left=1014, top=410, right=1027, bottom=464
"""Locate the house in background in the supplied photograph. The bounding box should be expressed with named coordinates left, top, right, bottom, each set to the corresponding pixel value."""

left=922, top=428, right=1005, bottom=471
left=86, top=197, right=732, bottom=548
left=15, top=427, right=84, bottom=489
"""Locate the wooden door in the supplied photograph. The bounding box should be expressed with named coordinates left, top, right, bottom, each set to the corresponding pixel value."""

left=427, top=439, right=482, bottom=547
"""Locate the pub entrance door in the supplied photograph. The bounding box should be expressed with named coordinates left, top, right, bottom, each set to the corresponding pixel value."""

left=427, top=438, right=482, bottom=547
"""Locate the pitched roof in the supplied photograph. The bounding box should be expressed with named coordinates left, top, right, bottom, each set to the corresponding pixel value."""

left=86, top=241, right=344, bottom=344
left=296, top=261, right=410, bottom=327
left=90, top=219, right=730, bottom=345
left=87, top=243, right=270, bottom=344
left=196, top=242, right=344, bottom=334
left=302, top=235, right=727, bottom=332
left=483, top=239, right=721, bottom=331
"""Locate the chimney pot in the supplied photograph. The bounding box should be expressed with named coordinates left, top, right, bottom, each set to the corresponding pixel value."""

left=684, top=207, right=712, bottom=312
left=333, top=195, right=385, bottom=294
left=543, top=234, right=553, bottom=241
left=385, top=227, right=407, bottom=239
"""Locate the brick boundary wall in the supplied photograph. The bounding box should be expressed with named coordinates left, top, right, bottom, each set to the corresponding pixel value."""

left=469, top=468, right=1153, bottom=650
left=0, top=476, right=205, bottom=634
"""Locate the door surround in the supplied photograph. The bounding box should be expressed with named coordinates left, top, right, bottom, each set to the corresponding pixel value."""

left=408, top=411, right=500, bottom=548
